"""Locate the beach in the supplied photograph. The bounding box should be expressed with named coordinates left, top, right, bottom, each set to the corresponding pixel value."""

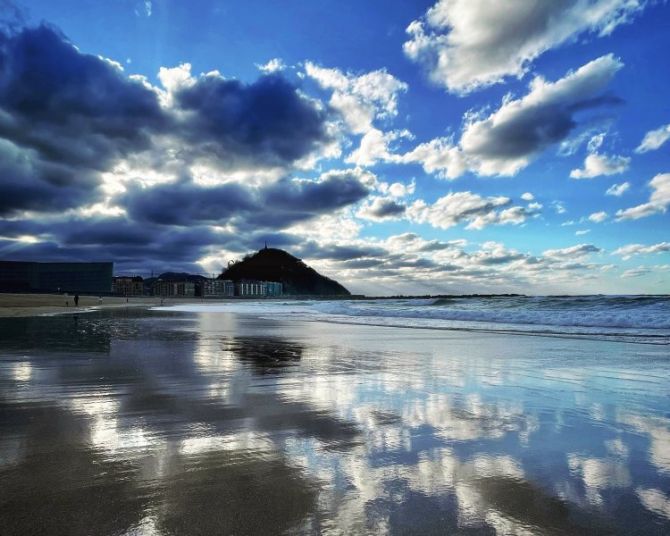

left=0, top=299, right=669, bottom=534
left=0, top=293, right=232, bottom=318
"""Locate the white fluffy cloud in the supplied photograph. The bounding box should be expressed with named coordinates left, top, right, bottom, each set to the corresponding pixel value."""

left=401, top=55, right=623, bottom=178
left=606, top=182, right=630, bottom=196
left=347, top=128, right=412, bottom=166
left=635, top=123, right=670, bottom=153
left=305, top=62, right=407, bottom=134
left=304, top=62, right=409, bottom=166
left=403, top=0, right=643, bottom=94
left=406, top=191, right=538, bottom=230
left=612, top=242, right=670, bottom=260
left=400, top=137, right=468, bottom=179
left=257, top=58, right=286, bottom=73
left=570, top=152, right=630, bottom=179
left=616, top=173, right=670, bottom=220
left=588, top=211, right=608, bottom=223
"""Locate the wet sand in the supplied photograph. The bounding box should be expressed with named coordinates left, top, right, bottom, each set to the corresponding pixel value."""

left=0, top=293, right=230, bottom=317
left=0, top=307, right=669, bottom=534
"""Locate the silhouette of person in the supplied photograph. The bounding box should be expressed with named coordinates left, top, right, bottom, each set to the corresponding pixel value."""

left=74, top=294, right=79, bottom=307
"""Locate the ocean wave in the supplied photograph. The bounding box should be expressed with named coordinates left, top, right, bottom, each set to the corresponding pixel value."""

left=310, top=296, right=670, bottom=331
left=155, top=296, right=670, bottom=344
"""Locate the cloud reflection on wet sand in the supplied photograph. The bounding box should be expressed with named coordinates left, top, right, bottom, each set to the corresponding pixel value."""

left=0, top=309, right=669, bottom=534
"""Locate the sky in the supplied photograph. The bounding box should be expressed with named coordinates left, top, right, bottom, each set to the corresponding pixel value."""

left=0, top=0, right=669, bottom=295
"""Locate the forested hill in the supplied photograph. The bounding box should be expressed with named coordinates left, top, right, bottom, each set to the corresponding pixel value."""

left=219, top=248, right=350, bottom=296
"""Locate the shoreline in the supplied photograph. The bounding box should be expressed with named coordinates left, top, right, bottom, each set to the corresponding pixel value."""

left=0, top=293, right=238, bottom=318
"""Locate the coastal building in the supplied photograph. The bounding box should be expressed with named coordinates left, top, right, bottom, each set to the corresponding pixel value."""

left=234, top=280, right=283, bottom=297
left=152, top=280, right=195, bottom=297
left=264, top=281, right=283, bottom=296
left=203, top=278, right=235, bottom=297
left=112, top=276, right=144, bottom=296
left=0, top=261, right=113, bottom=293
left=235, top=280, right=266, bottom=297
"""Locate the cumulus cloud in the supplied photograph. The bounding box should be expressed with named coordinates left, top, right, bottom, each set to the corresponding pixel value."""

left=543, top=244, right=601, bottom=259
left=606, top=182, right=630, bottom=196
left=356, top=197, right=406, bottom=221
left=402, top=55, right=623, bottom=178
left=304, top=62, right=409, bottom=166
left=0, top=26, right=166, bottom=166
left=616, top=173, right=670, bottom=220
left=612, top=242, right=670, bottom=260
left=0, top=139, right=102, bottom=216
left=0, top=24, right=335, bottom=219
left=570, top=152, right=630, bottom=179
left=347, top=128, right=412, bottom=167
left=172, top=67, right=331, bottom=170
left=552, top=201, right=567, bottom=214
left=0, top=24, right=166, bottom=212
left=256, top=58, right=286, bottom=74
left=635, top=123, right=670, bottom=153
left=121, top=169, right=369, bottom=227
left=406, top=191, right=539, bottom=230
left=400, top=137, right=467, bottom=179
left=0, top=18, right=653, bottom=293
left=403, top=0, right=644, bottom=94
left=260, top=170, right=370, bottom=219
left=0, top=22, right=358, bottom=273
left=305, top=62, right=407, bottom=133
left=384, top=180, right=415, bottom=198
left=588, top=211, right=608, bottom=223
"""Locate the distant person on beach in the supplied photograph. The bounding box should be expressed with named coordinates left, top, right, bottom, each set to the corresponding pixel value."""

left=74, top=294, right=79, bottom=307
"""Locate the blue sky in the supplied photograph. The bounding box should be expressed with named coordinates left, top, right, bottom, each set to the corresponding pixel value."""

left=1, top=0, right=669, bottom=294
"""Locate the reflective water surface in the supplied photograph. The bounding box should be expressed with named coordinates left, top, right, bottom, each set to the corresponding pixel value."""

left=1, top=308, right=669, bottom=535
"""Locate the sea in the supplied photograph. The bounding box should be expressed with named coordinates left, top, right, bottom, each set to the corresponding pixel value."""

left=161, top=294, right=670, bottom=345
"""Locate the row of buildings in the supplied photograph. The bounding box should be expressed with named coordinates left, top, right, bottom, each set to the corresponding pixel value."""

left=0, top=261, right=283, bottom=298
left=113, top=276, right=283, bottom=298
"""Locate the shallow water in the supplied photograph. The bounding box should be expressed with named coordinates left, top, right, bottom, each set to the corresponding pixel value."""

left=159, top=295, right=670, bottom=344
left=1, top=306, right=669, bottom=535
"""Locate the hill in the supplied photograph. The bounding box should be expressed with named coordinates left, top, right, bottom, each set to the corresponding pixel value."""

left=219, top=248, right=350, bottom=296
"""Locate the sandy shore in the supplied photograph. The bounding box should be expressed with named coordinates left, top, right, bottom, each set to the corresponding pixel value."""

left=0, top=293, right=219, bottom=317
left=0, top=306, right=667, bottom=534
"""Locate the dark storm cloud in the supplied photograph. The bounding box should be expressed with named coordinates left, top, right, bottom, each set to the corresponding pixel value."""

left=262, top=172, right=369, bottom=214
left=0, top=20, right=362, bottom=275
left=175, top=74, right=331, bottom=168
left=362, top=198, right=406, bottom=219
left=59, top=218, right=156, bottom=246
left=0, top=23, right=333, bottom=221
left=0, top=24, right=165, bottom=169
left=0, top=140, right=100, bottom=215
left=298, top=242, right=388, bottom=261
left=339, top=258, right=386, bottom=269
left=121, top=171, right=369, bottom=228
left=122, top=178, right=256, bottom=226
left=0, top=24, right=166, bottom=213
left=0, top=221, right=236, bottom=274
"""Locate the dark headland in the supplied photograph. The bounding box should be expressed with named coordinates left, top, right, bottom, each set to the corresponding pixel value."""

left=219, top=247, right=350, bottom=296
